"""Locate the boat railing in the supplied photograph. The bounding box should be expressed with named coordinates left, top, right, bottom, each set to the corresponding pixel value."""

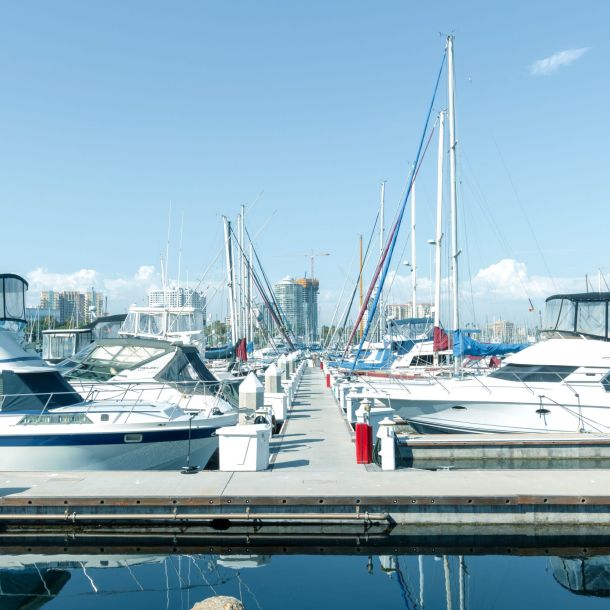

left=1, top=390, right=74, bottom=424
left=79, top=379, right=229, bottom=417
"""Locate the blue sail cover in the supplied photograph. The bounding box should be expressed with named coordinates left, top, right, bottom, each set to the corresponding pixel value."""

left=452, top=330, right=529, bottom=358
left=204, top=344, right=235, bottom=360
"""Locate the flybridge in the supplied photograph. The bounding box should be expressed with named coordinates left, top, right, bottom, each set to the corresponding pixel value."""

left=543, top=292, right=610, bottom=341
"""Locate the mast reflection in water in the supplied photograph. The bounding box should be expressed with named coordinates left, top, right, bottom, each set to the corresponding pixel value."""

left=1, top=551, right=610, bottom=609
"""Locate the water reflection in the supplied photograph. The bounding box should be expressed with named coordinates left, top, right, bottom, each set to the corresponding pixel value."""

left=1, top=550, right=609, bottom=608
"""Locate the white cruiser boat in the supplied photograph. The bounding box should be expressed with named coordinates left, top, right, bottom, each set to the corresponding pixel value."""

left=407, top=292, right=610, bottom=434
left=0, top=274, right=235, bottom=470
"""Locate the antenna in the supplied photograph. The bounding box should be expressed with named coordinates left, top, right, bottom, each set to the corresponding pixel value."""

left=164, top=201, right=172, bottom=291
left=177, top=211, right=184, bottom=292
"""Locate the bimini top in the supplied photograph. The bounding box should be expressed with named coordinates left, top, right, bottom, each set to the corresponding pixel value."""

left=543, top=292, right=610, bottom=341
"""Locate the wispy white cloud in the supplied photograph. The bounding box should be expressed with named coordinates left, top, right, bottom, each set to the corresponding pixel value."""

left=470, top=259, right=582, bottom=300
left=529, top=47, right=590, bottom=75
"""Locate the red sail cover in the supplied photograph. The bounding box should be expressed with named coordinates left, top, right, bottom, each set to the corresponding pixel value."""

left=235, top=338, right=248, bottom=361
left=433, top=326, right=449, bottom=352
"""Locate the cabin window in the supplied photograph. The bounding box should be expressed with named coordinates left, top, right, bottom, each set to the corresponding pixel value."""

left=124, top=433, right=143, bottom=443
left=18, top=413, right=92, bottom=425
left=411, top=355, right=434, bottom=366
left=489, top=364, right=577, bottom=383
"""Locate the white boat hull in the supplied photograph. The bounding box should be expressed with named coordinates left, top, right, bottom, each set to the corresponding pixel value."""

left=0, top=430, right=219, bottom=471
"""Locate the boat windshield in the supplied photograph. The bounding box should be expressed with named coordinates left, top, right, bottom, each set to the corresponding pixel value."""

left=1, top=370, right=82, bottom=412
left=544, top=294, right=610, bottom=339
left=489, top=364, right=577, bottom=383
left=62, top=342, right=168, bottom=382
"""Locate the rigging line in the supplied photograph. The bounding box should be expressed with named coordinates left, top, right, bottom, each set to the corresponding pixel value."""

left=322, top=255, right=357, bottom=350
left=457, top=177, right=478, bottom=324
left=332, top=210, right=381, bottom=352
left=80, top=562, right=99, bottom=593
left=243, top=224, right=296, bottom=344
left=123, top=560, right=145, bottom=592
left=233, top=225, right=295, bottom=348
left=459, top=148, right=535, bottom=304
left=347, top=105, right=442, bottom=367
left=490, top=133, right=557, bottom=291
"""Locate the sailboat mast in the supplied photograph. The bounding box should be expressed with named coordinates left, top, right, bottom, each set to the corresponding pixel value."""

left=411, top=178, right=417, bottom=318
left=433, top=110, right=445, bottom=366
left=248, top=244, right=254, bottom=344
left=379, top=180, right=386, bottom=342
left=240, top=204, right=247, bottom=341
left=359, top=234, right=364, bottom=341
left=447, top=35, right=459, bottom=368
left=223, top=216, right=239, bottom=345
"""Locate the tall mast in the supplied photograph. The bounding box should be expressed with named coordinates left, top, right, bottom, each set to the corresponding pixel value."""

left=379, top=180, right=386, bottom=342
left=223, top=216, right=238, bottom=345
left=240, top=204, right=247, bottom=340
left=447, top=35, right=460, bottom=369
left=359, top=235, right=364, bottom=341
left=433, top=110, right=445, bottom=366
left=248, top=244, right=254, bottom=344
left=411, top=178, right=417, bottom=318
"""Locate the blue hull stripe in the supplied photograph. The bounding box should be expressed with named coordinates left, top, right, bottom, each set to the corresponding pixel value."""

left=0, top=426, right=216, bottom=446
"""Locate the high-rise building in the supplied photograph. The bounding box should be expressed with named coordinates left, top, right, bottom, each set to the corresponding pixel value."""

left=39, top=290, right=104, bottom=325
left=386, top=302, right=433, bottom=320
left=274, top=277, right=304, bottom=339
left=148, top=287, right=206, bottom=319
left=295, top=278, right=320, bottom=344
left=487, top=319, right=516, bottom=343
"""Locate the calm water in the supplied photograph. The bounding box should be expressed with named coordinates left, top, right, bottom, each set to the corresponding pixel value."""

left=3, top=551, right=610, bottom=609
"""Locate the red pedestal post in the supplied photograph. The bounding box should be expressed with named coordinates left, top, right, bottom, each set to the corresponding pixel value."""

left=325, top=373, right=331, bottom=388
left=355, top=422, right=373, bottom=464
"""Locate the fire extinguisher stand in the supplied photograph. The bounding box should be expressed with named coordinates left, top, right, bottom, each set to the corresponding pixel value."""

left=355, top=399, right=373, bottom=464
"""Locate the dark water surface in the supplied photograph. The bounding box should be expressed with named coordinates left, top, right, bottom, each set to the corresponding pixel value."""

left=3, top=550, right=610, bottom=609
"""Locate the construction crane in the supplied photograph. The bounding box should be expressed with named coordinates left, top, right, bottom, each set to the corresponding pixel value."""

left=302, top=250, right=330, bottom=279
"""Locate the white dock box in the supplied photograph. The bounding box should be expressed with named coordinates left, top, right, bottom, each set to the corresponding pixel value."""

left=217, top=424, right=271, bottom=471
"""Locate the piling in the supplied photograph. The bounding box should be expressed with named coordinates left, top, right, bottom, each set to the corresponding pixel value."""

left=238, top=371, right=263, bottom=425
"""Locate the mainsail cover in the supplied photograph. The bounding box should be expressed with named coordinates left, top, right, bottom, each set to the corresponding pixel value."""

left=452, top=330, right=528, bottom=358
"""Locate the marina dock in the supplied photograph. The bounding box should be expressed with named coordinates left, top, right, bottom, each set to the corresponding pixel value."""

left=1, top=367, right=610, bottom=549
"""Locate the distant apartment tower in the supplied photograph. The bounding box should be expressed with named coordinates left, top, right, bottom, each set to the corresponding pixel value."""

left=148, top=287, right=206, bottom=318
left=386, top=302, right=433, bottom=320
left=295, top=278, right=320, bottom=344
left=39, top=289, right=104, bottom=325
left=274, top=277, right=304, bottom=339
left=488, top=319, right=516, bottom=343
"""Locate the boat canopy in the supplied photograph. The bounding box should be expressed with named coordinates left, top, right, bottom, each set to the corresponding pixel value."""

left=543, top=292, right=610, bottom=340
left=120, top=306, right=205, bottom=344
left=1, top=370, right=82, bottom=412
left=61, top=338, right=222, bottom=391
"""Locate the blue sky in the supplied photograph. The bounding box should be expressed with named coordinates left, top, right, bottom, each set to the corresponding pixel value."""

left=1, top=1, right=608, bottom=327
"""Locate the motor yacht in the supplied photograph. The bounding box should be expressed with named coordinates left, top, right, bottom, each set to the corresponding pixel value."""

left=407, top=292, right=610, bottom=434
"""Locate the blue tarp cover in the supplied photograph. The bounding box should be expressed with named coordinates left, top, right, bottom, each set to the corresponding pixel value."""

left=452, top=330, right=528, bottom=358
